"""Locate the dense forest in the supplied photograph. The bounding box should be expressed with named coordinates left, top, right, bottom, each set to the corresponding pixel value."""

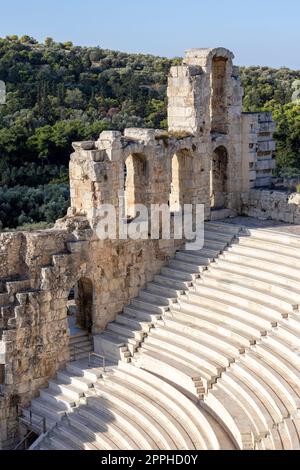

left=0, top=35, right=300, bottom=230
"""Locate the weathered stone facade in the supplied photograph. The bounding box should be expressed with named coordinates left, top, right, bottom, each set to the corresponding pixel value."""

left=168, top=48, right=245, bottom=214
left=242, top=189, right=300, bottom=224
left=0, top=47, right=279, bottom=449
left=242, top=113, right=276, bottom=189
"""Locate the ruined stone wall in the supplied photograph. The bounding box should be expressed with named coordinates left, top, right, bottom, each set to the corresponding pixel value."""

left=0, top=233, right=26, bottom=279
left=0, top=228, right=78, bottom=448
left=242, top=189, right=300, bottom=224
left=242, top=113, right=276, bottom=190
left=70, top=128, right=211, bottom=221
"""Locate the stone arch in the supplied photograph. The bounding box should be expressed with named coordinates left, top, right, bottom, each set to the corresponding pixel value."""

left=124, top=153, right=148, bottom=220
left=211, top=55, right=228, bottom=134
left=184, top=47, right=234, bottom=69
left=211, top=145, right=228, bottom=210
left=169, top=148, right=194, bottom=212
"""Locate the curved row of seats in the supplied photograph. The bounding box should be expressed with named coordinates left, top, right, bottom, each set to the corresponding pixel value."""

left=131, top=222, right=300, bottom=449
left=30, top=361, right=220, bottom=450
left=186, top=224, right=300, bottom=449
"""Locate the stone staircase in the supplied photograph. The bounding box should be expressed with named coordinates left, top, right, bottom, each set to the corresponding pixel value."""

left=20, top=221, right=300, bottom=450
left=94, top=222, right=239, bottom=366
left=69, top=331, right=94, bottom=362
left=19, top=359, right=103, bottom=437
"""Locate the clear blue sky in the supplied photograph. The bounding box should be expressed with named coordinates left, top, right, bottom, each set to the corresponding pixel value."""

left=1, top=0, right=299, bottom=69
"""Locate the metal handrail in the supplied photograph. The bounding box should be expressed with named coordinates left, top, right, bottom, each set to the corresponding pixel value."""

left=70, top=345, right=106, bottom=372
left=14, top=429, right=41, bottom=451
left=70, top=343, right=90, bottom=362
left=88, top=352, right=106, bottom=372
left=14, top=408, right=47, bottom=450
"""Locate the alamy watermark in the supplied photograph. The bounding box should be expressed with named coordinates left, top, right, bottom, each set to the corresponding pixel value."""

left=0, top=81, right=6, bottom=105
left=88, top=192, right=205, bottom=251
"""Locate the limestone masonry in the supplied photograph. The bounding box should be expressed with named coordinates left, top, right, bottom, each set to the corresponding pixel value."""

left=1, top=48, right=300, bottom=451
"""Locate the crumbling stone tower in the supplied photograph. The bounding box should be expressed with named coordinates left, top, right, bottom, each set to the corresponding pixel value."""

left=168, top=48, right=276, bottom=217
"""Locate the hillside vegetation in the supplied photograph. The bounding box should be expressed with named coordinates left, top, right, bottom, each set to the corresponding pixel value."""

left=0, top=35, right=300, bottom=229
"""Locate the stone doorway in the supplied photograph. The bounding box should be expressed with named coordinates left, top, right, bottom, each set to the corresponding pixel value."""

left=67, top=277, right=93, bottom=335
left=211, top=146, right=228, bottom=210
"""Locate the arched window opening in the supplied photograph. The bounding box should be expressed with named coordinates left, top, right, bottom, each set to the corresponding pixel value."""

left=211, top=146, right=228, bottom=210
left=169, top=153, right=180, bottom=213
left=211, top=56, right=228, bottom=134
left=169, top=149, right=193, bottom=213
left=124, top=153, right=147, bottom=220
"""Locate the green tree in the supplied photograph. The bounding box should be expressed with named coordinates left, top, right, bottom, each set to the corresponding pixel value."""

left=20, top=35, right=31, bottom=43
left=65, top=88, right=85, bottom=109
left=44, top=37, right=54, bottom=47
